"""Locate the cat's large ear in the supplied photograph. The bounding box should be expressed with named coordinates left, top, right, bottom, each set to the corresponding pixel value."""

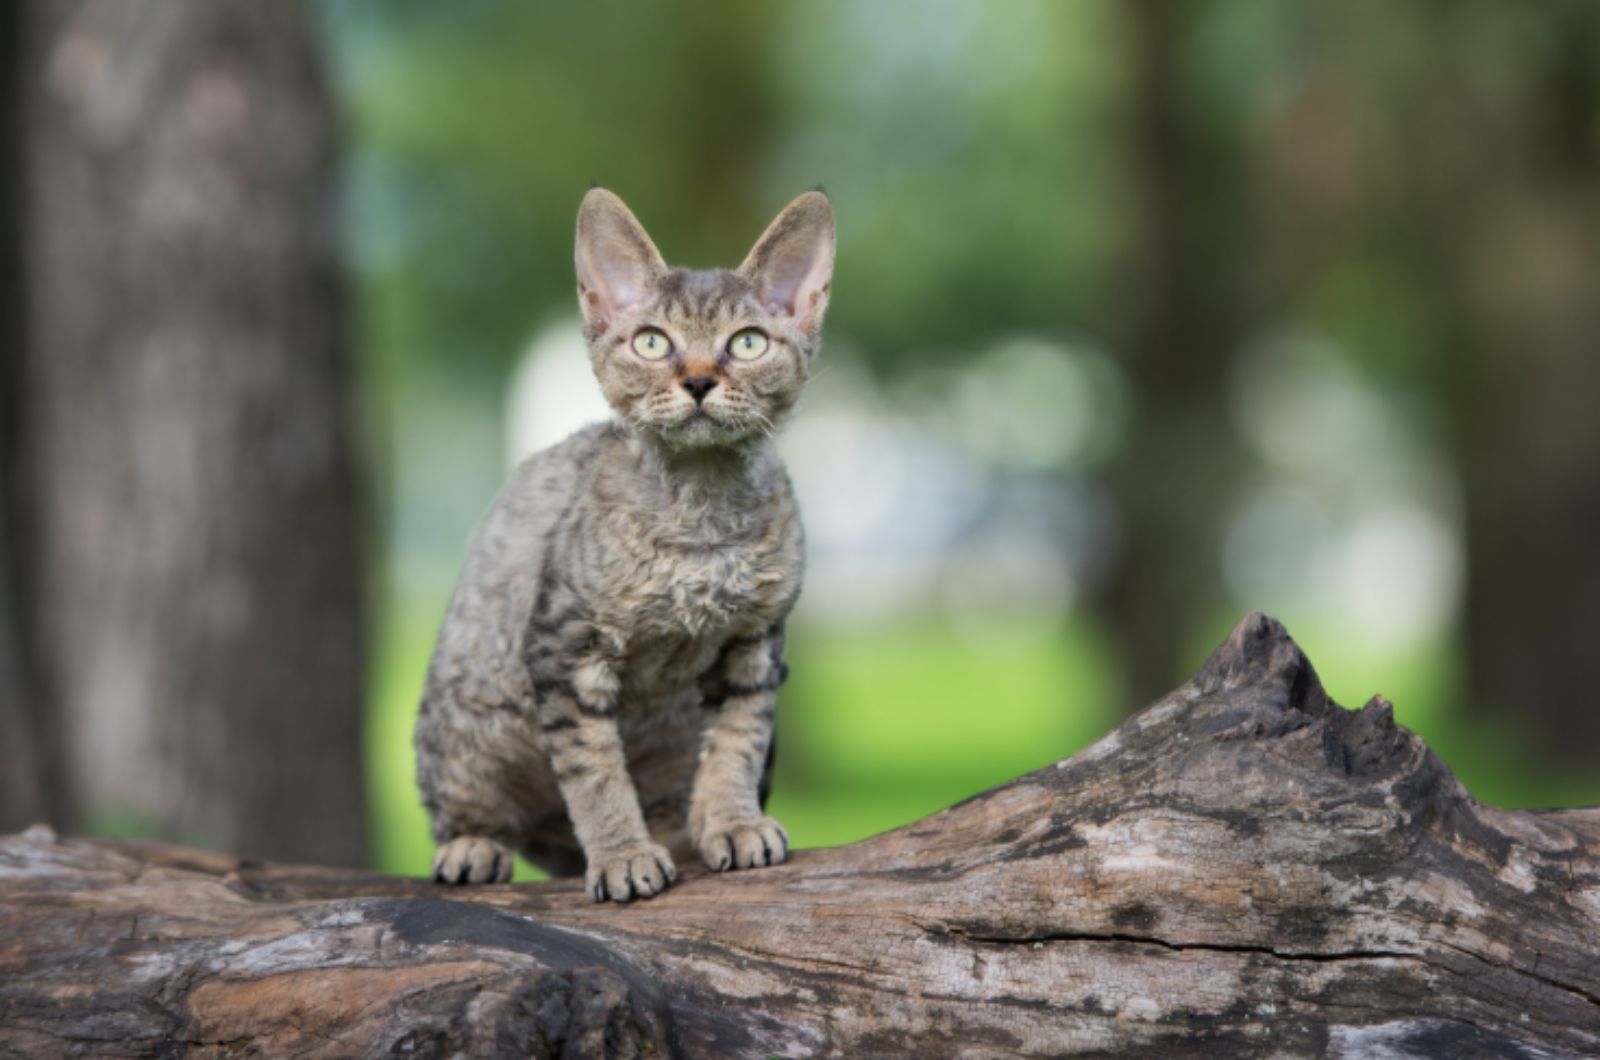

left=575, top=188, right=667, bottom=333
left=738, top=190, right=835, bottom=337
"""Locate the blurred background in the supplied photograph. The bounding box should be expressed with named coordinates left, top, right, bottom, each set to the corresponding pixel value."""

left=2, top=0, right=1597, bottom=875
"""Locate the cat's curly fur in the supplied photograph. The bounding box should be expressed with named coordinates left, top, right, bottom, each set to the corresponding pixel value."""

left=415, top=188, right=833, bottom=901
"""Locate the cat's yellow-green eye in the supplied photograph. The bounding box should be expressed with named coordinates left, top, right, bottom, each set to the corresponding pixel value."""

left=728, top=329, right=769, bottom=360
left=631, top=328, right=671, bottom=360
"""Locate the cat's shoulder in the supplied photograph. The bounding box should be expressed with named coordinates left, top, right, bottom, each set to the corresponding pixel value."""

left=483, top=420, right=630, bottom=526
left=506, top=419, right=628, bottom=484
left=517, top=419, right=627, bottom=472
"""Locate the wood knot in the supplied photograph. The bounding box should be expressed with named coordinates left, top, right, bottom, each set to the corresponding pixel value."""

left=20, top=823, right=59, bottom=844
left=1321, top=695, right=1410, bottom=779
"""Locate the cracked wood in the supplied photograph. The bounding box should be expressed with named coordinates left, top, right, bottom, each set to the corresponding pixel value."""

left=0, top=611, right=1597, bottom=1058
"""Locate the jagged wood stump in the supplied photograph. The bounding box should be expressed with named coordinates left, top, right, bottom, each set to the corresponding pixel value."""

left=2, top=612, right=1597, bottom=1058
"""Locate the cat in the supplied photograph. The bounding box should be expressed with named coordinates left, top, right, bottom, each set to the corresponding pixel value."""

left=414, top=187, right=833, bottom=901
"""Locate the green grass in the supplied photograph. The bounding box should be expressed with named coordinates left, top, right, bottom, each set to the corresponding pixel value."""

left=767, top=614, right=1119, bottom=849
left=365, top=596, right=441, bottom=878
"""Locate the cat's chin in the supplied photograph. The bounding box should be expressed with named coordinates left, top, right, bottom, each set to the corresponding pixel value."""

left=652, top=412, right=757, bottom=451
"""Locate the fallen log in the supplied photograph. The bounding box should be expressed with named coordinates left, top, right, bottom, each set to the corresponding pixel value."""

left=1, top=611, right=1597, bottom=1058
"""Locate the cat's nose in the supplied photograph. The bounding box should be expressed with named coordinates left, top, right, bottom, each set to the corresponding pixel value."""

left=681, top=376, right=718, bottom=404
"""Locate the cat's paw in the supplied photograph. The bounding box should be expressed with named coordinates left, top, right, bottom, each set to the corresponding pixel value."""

left=585, top=841, right=676, bottom=903
left=698, top=815, right=789, bottom=872
left=432, top=835, right=513, bottom=885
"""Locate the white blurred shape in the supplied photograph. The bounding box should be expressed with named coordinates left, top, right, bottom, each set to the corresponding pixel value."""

left=782, top=361, right=990, bottom=621
left=1326, top=506, right=1462, bottom=646
left=1226, top=328, right=1465, bottom=649
left=506, top=318, right=613, bottom=469
left=1233, top=334, right=1396, bottom=481
left=951, top=337, right=1125, bottom=471
left=939, top=530, right=1076, bottom=626
left=1223, top=486, right=1329, bottom=602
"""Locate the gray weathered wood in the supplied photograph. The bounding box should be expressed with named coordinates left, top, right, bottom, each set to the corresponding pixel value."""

left=1, top=612, right=1596, bottom=1057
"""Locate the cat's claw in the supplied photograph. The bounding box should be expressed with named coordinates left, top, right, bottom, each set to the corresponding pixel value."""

left=586, top=841, right=676, bottom=903
left=699, top=815, right=789, bottom=872
left=432, top=835, right=513, bottom=885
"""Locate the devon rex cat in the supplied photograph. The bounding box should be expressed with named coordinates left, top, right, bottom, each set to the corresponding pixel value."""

left=415, top=187, right=833, bottom=901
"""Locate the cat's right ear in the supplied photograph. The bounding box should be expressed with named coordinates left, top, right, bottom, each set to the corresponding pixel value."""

left=575, top=188, right=667, bottom=334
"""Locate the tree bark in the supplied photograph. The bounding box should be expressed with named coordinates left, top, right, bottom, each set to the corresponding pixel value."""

left=18, top=0, right=367, bottom=862
left=1, top=612, right=1595, bottom=1058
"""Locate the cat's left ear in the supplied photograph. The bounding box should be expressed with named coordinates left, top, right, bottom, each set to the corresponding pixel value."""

left=738, top=190, right=835, bottom=338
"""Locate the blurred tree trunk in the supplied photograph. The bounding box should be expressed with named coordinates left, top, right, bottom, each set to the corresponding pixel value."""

left=1096, top=0, right=1248, bottom=709
left=677, top=0, right=781, bottom=255
left=1442, top=23, right=1600, bottom=769
left=1368, top=8, right=1600, bottom=770
left=0, top=0, right=61, bottom=833
left=19, top=0, right=369, bottom=863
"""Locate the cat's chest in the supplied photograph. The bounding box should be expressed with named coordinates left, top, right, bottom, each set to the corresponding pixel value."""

left=606, top=543, right=792, bottom=703
left=594, top=490, right=800, bottom=630
left=625, top=537, right=794, bottom=639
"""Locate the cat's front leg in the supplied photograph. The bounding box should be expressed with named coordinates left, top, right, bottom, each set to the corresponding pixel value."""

left=689, top=631, right=789, bottom=871
left=536, top=655, right=675, bottom=903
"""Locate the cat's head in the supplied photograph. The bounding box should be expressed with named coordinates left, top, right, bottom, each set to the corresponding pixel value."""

left=575, top=187, right=834, bottom=450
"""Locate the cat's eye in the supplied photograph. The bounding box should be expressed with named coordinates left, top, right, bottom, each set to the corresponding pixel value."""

left=728, top=329, right=770, bottom=360
left=631, top=329, right=672, bottom=360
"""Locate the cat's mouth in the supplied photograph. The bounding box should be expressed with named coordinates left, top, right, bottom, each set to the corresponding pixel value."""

left=656, top=405, right=749, bottom=448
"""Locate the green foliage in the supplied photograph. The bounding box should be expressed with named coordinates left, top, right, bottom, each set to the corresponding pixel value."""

left=329, top=1, right=1600, bottom=876
left=325, top=0, right=1138, bottom=378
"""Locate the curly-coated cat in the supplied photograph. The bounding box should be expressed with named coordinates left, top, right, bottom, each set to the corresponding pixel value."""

left=415, top=187, right=833, bottom=901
